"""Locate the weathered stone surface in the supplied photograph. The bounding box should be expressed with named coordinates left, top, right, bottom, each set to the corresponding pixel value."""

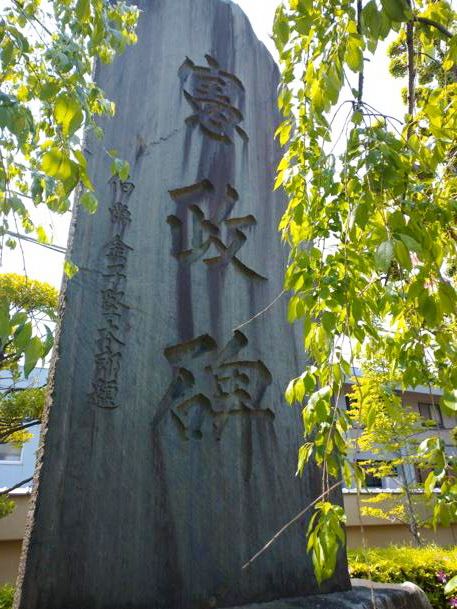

left=15, top=1, right=351, bottom=608
left=226, top=580, right=433, bottom=609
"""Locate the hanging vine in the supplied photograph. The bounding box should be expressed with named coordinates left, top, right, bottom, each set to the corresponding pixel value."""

left=273, top=0, right=457, bottom=583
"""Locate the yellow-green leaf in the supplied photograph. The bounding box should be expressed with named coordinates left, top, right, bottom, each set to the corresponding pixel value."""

left=54, top=94, right=84, bottom=137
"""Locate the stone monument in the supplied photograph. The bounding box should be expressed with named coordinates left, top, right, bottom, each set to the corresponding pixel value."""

left=14, top=1, right=431, bottom=609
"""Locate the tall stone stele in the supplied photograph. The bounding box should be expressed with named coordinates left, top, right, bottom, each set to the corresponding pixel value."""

left=15, top=1, right=351, bottom=608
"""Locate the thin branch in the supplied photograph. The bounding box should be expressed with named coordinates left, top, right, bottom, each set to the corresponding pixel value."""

left=233, top=291, right=285, bottom=332
left=356, top=0, right=364, bottom=109
left=0, top=420, right=41, bottom=442
left=242, top=480, right=343, bottom=570
left=415, top=16, right=453, bottom=39
left=407, top=22, right=416, bottom=117
left=406, top=7, right=416, bottom=140
left=0, top=477, right=33, bottom=496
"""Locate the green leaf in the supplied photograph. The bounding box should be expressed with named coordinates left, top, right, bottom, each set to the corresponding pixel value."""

left=362, top=0, right=380, bottom=37
left=445, top=575, right=457, bottom=597
left=80, top=191, right=98, bottom=214
left=41, top=148, right=76, bottom=181
left=295, top=377, right=305, bottom=403
left=14, top=322, right=32, bottom=351
left=418, top=294, right=439, bottom=326
left=297, top=443, right=313, bottom=476
left=54, top=94, right=84, bottom=137
left=438, top=281, right=456, bottom=315
left=424, top=471, right=436, bottom=498
left=42, top=325, right=54, bottom=358
left=64, top=260, right=79, bottom=278
left=24, top=336, right=44, bottom=377
left=110, top=158, right=130, bottom=181
left=36, top=226, right=49, bottom=243
left=274, top=7, right=290, bottom=50
left=345, top=36, right=364, bottom=72
left=355, top=203, right=369, bottom=228
left=380, top=0, right=412, bottom=22
left=76, top=0, right=91, bottom=22
left=442, top=390, right=457, bottom=413
left=0, top=301, right=10, bottom=341
left=399, top=233, right=421, bottom=253
left=374, top=240, right=394, bottom=272
left=394, top=239, right=412, bottom=270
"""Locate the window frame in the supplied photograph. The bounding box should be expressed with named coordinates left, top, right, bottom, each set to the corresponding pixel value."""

left=0, top=442, right=23, bottom=465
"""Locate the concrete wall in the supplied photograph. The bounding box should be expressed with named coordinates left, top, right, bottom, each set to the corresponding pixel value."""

left=344, top=491, right=457, bottom=548
left=0, top=494, right=29, bottom=585
left=347, top=524, right=457, bottom=548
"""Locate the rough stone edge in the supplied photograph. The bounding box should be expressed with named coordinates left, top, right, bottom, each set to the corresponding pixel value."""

left=224, top=579, right=433, bottom=609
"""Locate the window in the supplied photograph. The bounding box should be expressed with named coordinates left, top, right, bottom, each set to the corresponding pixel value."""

left=345, top=396, right=354, bottom=411
left=418, top=402, right=444, bottom=428
left=0, top=443, right=22, bottom=463
left=356, top=460, right=384, bottom=488
left=365, top=472, right=383, bottom=489
left=415, top=467, right=439, bottom=488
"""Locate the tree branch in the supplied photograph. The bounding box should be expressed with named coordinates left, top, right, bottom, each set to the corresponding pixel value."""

left=415, top=16, right=453, bottom=39
left=0, top=477, right=33, bottom=496
left=356, top=0, right=364, bottom=109
left=406, top=7, right=416, bottom=139
left=242, top=480, right=343, bottom=570
left=0, top=420, right=41, bottom=442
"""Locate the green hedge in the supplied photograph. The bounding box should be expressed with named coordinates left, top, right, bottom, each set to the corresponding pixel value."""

left=0, top=585, right=13, bottom=609
left=349, top=545, right=457, bottom=609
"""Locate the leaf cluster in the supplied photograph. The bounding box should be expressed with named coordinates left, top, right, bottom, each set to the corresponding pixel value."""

left=0, top=0, right=138, bottom=251
left=274, top=0, right=457, bottom=585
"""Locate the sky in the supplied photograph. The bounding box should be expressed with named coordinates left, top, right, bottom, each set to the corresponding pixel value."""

left=2, top=0, right=404, bottom=289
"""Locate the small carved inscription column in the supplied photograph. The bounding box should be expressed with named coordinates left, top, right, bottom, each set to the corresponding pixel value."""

left=89, top=178, right=134, bottom=409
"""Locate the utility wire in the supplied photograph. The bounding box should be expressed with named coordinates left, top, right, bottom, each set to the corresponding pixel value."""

left=5, top=231, right=66, bottom=254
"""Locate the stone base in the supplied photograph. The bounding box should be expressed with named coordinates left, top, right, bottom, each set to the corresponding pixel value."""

left=226, top=580, right=432, bottom=609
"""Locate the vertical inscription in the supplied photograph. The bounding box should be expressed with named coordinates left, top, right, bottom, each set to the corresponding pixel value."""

left=89, top=178, right=135, bottom=409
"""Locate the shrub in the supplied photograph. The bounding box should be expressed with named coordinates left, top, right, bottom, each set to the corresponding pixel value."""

left=348, top=545, right=457, bottom=609
left=0, top=585, right=13, bottom=609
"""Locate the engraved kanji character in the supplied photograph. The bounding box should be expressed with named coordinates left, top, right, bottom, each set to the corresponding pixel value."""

left=101, top=287, right=125, bottom=327
left=110, top=202, right=132, bottom=228
left=167, top=180, right=266, bottom=280
left=89, top=377, right=119, bottom=410
left=96, top=328, right=125, bottom=354
left=110, top=177, right=135, bottom=206
left=153, top=331, right=273, bottom=441
left=106, top=235, right=133, bottom=265
left=179, top=55, right=248, bottom=144
left=94, top=349, right=122, bottom=381
left=89, top=329, right=125, bottom=409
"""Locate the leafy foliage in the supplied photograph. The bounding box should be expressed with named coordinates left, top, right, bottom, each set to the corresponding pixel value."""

left=0, top=273, right=58, bottom=377
left=274, top=0, right=457, bottom=583
left=0, top=0, right=138, bottom=251
left=0, top=273, right=57, bottom=518
left=0, top=497, right=15, bottom=519
left=347, top=365, right=455, bottom=545
left=349, top=545, right=457, bottom=609
left=0, top=585, right=13, bottom=609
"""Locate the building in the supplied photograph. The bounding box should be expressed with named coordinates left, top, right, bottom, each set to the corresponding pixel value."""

left=0, top=368, right=45, bottom=584
left=338, top=375, right=457, bottom=548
